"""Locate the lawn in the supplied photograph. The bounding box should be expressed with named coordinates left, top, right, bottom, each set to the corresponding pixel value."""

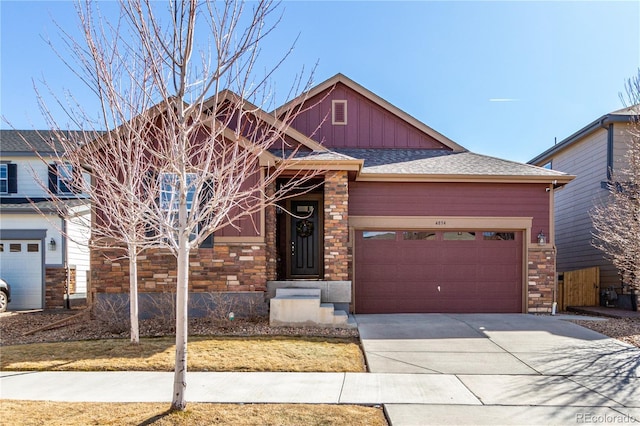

left=1, top=401, right=388, bottom=426
left=0, top=336, right=365, bottom=372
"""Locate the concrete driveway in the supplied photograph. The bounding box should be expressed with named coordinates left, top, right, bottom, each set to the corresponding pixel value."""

left=356, top=313, right=640, bottom=425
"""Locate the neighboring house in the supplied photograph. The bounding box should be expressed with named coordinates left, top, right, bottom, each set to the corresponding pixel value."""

left=529, top=106, right=639, bottom=298
left=91, top=74, right=573, bottom=315
left=0, top=130, right=91, bottom=310
left=529, top=106, right=637, bottom=300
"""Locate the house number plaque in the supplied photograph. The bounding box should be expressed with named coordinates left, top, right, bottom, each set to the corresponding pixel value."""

left=435, top=220, right=446, bottom=226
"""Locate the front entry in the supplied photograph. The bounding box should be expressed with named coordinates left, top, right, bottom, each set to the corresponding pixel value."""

left=288, top=199, right=320, bottom=277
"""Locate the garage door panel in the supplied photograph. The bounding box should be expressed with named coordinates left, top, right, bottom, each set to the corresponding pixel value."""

left=355, top=230, right=523, bottom=314
left=0, top=240, right=43, bottom=310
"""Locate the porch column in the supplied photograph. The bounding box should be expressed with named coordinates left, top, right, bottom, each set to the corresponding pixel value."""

left=323, top=170, right=349, bottom=280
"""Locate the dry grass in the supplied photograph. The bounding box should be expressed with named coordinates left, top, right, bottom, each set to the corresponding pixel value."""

left=1, top=400, right=388, bottom=426
left=0, top=336, right=365, bottom=372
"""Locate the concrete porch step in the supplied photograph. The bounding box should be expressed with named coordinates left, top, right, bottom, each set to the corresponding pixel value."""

left=270, top=288, right=355, bottom=328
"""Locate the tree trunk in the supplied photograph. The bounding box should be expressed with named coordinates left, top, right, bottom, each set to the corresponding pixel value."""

left=171, top=226, right=190, bottom=411
left=129, top=246, right=140, bottom=344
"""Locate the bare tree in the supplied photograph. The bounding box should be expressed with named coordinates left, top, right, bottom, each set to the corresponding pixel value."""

left=591, top=69, right=640, bottom=311
left=35, top=0, right=322, bottom=411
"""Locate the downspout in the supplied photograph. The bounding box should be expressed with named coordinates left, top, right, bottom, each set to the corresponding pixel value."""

left=549, top=181, right=558, bottom=314
left=600, top=116, right=614, bottom=180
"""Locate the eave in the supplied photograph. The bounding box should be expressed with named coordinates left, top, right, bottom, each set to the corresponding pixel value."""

left=354, top=173, right=576, bottom=185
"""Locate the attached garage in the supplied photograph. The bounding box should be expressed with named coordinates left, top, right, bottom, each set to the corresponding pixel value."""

left=0, top=239, right=44, bottom=310
left=354, top=229, right=523, bottom=314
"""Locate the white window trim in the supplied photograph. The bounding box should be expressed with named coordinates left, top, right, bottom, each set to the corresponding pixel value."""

left=332, top=100, right=348, bottom=125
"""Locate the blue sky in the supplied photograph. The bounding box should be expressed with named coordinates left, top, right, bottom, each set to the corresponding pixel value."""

left=1, top=1, right=639, bottom=163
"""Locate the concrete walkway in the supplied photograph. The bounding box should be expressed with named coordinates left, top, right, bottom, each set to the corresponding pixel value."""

left=1, top=314, right=639, bottom=425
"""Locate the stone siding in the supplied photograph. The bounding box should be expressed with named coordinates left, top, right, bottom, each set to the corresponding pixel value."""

left=323, top=171, right=350, bottom=280
left=265, top=182, right=278, bottom=281
left=90, top=244, right=267, bottom=295
left=528, top=246, right=556, bottom=313
left=45, top=266, right=69, bottom=309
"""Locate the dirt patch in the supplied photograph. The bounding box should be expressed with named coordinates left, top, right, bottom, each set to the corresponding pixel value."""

left=0, top=308, right=358, bottom=347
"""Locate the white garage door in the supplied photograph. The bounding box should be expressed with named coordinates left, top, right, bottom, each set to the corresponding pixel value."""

left=0, top=240, right=43, bottom=310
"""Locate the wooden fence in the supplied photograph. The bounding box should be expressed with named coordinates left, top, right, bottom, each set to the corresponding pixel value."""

left=558, top=266, right=600, bottom=310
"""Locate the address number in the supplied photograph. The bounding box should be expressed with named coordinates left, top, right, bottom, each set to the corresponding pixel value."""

left=435, top=220, right=446, bottom=225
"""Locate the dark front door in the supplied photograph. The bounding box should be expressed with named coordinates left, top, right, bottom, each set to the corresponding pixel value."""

left=290, top=200, right=320, bottom=277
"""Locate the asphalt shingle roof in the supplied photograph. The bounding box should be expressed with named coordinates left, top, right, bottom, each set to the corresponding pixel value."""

left=0, top=130, right=84, bottom=154
left=333, top=148, right=569, bottom=177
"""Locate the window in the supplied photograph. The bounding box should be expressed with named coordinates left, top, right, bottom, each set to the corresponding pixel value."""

left=363, top=231, right=396, bottom=240
left=49, top=163, right=78, bottom=194
left=0, top=163, right=17, bottom=194
left=58, top=163, right=74, bottom=194
left=160, top=173, right=197, bottom=211
left=10, top=243, right=21, bottom=252
left=332, top=100, right=347, bottom=125
left=0, top=164, right=7, bottom=193
left=542, top=161, right=552, bottom=170
left=157, top=172, right=213, bottom=248
left=443, top=232, right=476, bottom=241
left=482, top=232, right=515, bottom=241
left=403, top=231, right=436, bottom=240
left=27, top=243, right=39, bottom=252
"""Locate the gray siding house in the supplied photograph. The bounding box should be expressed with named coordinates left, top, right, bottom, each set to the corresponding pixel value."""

left=529, top=106, right=638, bottom=293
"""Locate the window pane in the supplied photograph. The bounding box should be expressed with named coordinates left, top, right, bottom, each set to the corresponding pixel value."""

left=483, top=232, right=515, bottom=241
left=0, top=243, right=3, bottom=252
left=10, top=243, right=21, bottom=252
left=403, top=231, right=436, bottom=240
left=58, top=163, right=74, bottom=193
left=0, top=164, right=7, bottom=178
left=443, top=232, right=476, bottom=241
left=0, top=181, right=6, bottom=193
left=27, top=243, right=39, bottom=252
left=160, top=173, right=197, bottom=211
left=363, top=231, right=396, bottom=240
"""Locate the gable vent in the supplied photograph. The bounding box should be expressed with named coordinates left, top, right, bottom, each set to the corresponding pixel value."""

left=332, top=100, right=347, bottom=125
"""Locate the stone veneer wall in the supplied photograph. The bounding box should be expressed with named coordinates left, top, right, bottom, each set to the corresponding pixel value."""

left=265, top=182, right=277, bottom=281
left=90, top=244, right=267, bottom=294
left=45, top=266, right=74, bottom=309
left=527, top=246, right=556, bottom=313
left=323, top=171, right=350, bottom=281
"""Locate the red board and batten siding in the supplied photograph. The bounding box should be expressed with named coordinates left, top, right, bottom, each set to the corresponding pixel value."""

left=290, top=83, right=450, bottom=150
left=349, top=181, right=550, bottom=244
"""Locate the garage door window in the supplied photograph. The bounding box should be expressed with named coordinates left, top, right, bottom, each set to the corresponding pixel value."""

left=27, top=244, right=39, bottom=252
left=403, top=231, right=436, bottom=240
left=10, top=243, right=21, bottom=252
left=363, top=231, right=396, bottom=240
left=443, top=232, right=475, bottom=241
left=483, top=232, right=515, bottom=241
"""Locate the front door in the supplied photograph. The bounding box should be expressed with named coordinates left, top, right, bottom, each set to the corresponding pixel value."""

left=289, top=200, right=320, bottom=277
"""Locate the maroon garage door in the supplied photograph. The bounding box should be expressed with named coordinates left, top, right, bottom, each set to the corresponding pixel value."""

left=355, top=230, right=523, bottom=314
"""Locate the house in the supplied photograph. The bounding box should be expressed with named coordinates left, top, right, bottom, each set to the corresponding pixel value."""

left=90, top=74, right=573, bottom=316
left=0, top=130, right=91, bottom=310
left=529, top=105, right=639, bottom=306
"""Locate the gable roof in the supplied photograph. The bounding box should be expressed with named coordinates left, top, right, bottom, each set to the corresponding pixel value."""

left=528, top=104, right=640, bottom=165
left=275, top=73, right=467, bottom=152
